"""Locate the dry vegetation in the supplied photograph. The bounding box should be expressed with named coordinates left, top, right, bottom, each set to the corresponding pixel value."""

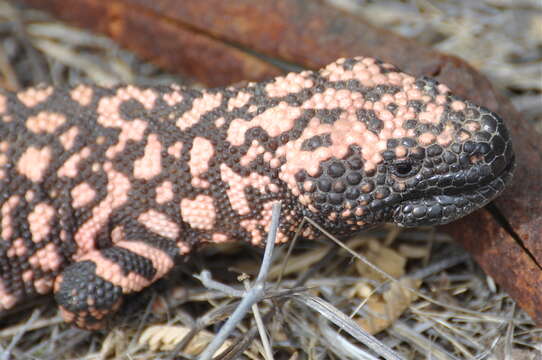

left=0, top=0, right=541, bottom=359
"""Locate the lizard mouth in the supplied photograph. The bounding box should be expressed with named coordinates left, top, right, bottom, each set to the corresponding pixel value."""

left=393, top=155, right=515, bottom=227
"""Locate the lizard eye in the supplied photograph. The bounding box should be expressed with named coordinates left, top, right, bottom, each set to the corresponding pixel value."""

left=391, top=160, right=418, bottom=178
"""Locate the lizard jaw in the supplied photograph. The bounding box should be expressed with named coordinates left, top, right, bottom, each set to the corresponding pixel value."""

left=393, top=156, right=515, bottom=227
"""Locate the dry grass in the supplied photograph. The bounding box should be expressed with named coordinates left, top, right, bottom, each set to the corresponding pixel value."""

left=0, top=1, right=541, bottom=359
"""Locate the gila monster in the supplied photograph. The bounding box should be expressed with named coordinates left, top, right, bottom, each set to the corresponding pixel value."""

left=0, top=57, right=515, bottom=329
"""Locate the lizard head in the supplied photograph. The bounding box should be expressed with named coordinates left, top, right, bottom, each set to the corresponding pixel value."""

left=387, top=103, right=515, bottom=227
left=278, top=57, right=514, bottom=234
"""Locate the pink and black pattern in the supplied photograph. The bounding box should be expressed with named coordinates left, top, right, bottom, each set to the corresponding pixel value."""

left=0, top=57, right=514, bottom=329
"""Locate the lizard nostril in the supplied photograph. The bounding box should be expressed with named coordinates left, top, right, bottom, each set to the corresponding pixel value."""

left=395, top=162, right=413, bottom=175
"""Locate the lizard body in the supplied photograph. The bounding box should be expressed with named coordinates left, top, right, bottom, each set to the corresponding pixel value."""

left=0, top=57, right=514, bottom=329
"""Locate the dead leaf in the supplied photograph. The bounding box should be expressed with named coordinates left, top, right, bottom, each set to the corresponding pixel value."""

left=356, top=277, right=421, bottom=334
